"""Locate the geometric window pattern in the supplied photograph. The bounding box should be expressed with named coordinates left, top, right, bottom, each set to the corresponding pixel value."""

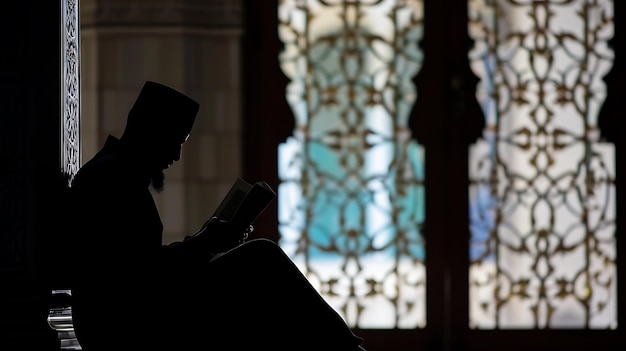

left=277, top=0, right=426, bottom=328
left=468, top=0, right=616, bottom=329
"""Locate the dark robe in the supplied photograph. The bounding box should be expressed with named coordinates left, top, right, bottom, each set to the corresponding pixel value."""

left=68, top=135, right=365, bottom=350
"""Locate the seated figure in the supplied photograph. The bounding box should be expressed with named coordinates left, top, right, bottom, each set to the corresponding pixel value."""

left=67, top=81, right=366, bottom=350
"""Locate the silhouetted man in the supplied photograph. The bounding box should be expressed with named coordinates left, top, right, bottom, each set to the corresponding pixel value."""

left=68, top=81, right=365, bottom=350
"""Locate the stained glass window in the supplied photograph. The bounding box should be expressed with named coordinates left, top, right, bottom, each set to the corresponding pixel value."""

left=468, top=0, right=616, bottom=329
left=277, top=0, right=426, bottom=328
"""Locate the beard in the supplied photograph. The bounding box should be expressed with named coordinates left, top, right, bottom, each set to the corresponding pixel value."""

left=150, top=169, right=165, bottom=193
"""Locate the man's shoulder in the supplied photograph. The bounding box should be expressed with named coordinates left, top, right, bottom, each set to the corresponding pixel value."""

left=72, top=152, right=131, bottom=192
left=77, top=152, right=122, bottom=177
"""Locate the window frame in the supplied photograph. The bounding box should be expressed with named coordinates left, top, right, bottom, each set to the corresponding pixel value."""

left=241, top=0, right=626, bottom=349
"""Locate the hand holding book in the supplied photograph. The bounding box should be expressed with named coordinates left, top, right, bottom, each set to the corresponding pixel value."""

left=185, top=178, right=276, bottom=256
left=210, top=178, right=276, bottom=239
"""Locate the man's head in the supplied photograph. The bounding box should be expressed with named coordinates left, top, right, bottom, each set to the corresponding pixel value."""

left=120, top=81, right=200, bottom=191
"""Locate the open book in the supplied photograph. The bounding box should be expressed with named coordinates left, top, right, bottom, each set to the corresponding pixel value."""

left=212, top=178, right=276, bottom=227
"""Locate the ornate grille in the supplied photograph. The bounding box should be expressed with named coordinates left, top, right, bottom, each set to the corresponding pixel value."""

left=49, top=1, right=82, bottom=349
left=468, top=0, right=616, bottom=329
left=62, top=0, right=80, bottom=179
left=277, top=0, right=426, bottom=328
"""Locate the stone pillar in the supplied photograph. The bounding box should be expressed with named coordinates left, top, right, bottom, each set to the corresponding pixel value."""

left=0, top=2, right=66, bottom=350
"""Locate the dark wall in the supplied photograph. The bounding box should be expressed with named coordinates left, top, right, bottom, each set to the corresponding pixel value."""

left=241, top=0, right=293, bottom=242
left=0, top=2, right=63, bottom=350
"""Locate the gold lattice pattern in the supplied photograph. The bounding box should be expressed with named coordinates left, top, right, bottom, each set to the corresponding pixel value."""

left=278, top=0, right=426, bottom=329
left=468, top=0, right=616, bottom=329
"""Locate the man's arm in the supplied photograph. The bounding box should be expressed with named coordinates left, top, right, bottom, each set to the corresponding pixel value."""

left=165, top=218, right=249, bottom=260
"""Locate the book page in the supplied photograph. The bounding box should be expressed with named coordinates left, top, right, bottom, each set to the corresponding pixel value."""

left=212, top=178, right=253, bottom=221
left=229, top=181, right=276, bottom=226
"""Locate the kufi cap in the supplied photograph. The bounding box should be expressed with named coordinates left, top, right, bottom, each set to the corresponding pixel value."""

left=127, top=81, right=199, bottom=140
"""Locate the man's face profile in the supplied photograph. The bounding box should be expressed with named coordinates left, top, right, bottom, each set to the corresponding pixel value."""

left=148, top=134, right=189, bottom=193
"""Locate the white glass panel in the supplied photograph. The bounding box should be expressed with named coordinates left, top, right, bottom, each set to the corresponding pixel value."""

left=468, top=0, right=616, bottom=329
left=278, top=0, right=426, bottom=329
